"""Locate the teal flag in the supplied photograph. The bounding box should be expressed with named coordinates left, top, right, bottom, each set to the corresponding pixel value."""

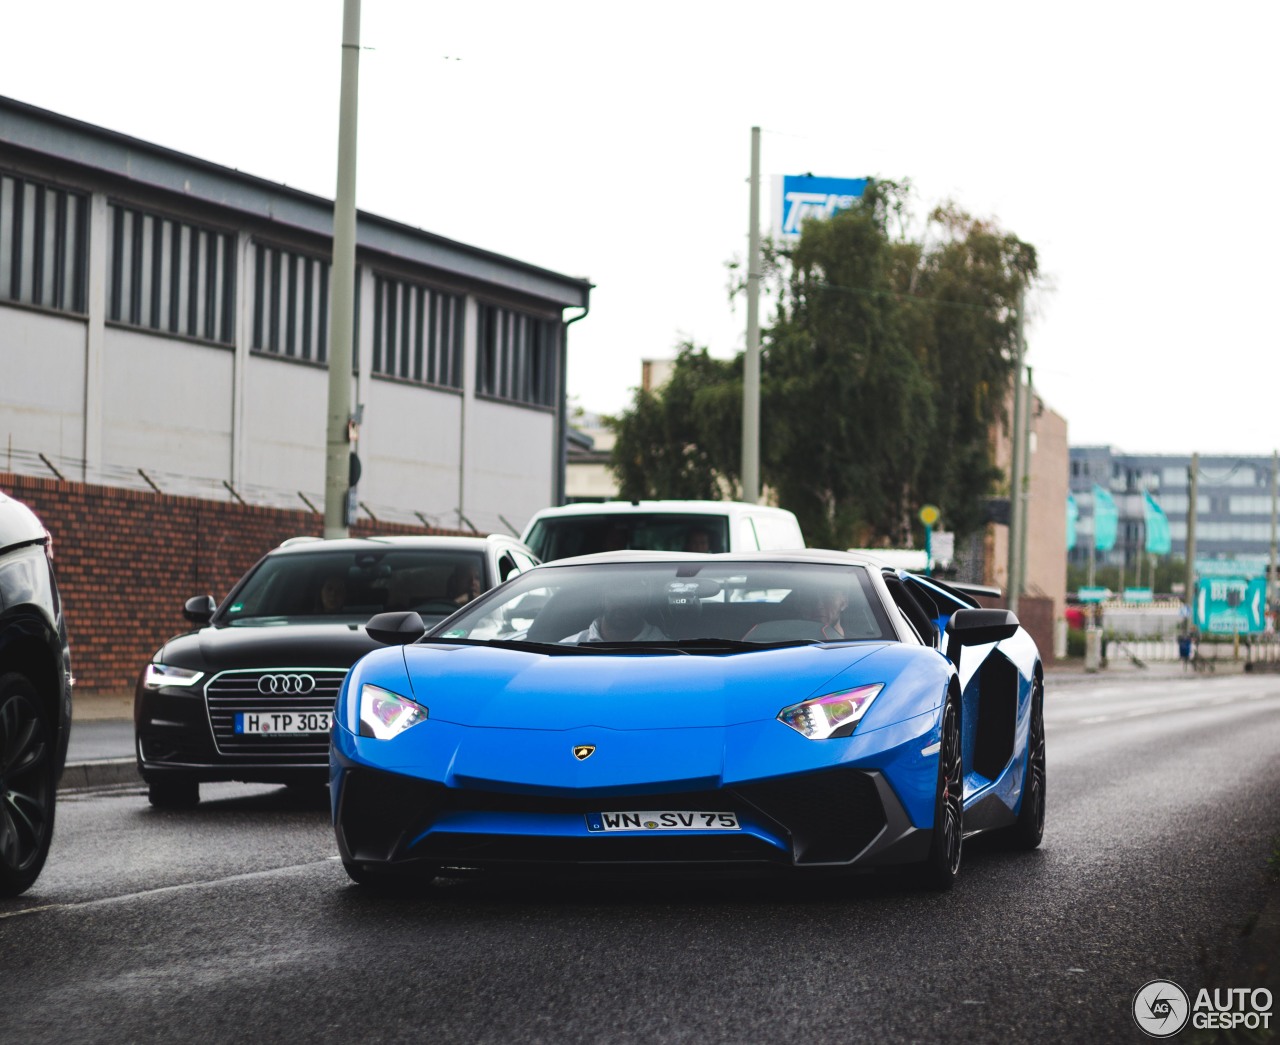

left=1143, top=491, right=1171, bottom=555
left=1066, top=495, right=1078, bottom=550
left=1093, top=484, right=1118, bottom=552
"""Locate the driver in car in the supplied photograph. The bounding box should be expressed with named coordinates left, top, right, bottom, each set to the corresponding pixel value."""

left=562, top=591, right=668, bottom=644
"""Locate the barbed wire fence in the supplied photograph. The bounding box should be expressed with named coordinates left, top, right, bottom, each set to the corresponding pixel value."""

left=0, top=443, right=519, bottom=536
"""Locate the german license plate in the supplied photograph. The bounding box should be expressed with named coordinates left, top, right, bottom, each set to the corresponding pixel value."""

left=585, top=811, right=740, bottom=833
left=235, top=711, right=331, bottom=735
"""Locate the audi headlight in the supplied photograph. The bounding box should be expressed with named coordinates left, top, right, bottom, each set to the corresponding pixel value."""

left=778, top=683, right=884, bottom=740
left=142, top=663, right=204, bottom=690
left=359, top=684, right=428, bottom=740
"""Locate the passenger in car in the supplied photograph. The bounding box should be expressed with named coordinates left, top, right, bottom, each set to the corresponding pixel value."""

left=446, top=563, right=482, bottom=606
left=804, top=586, right=849, bottom=640
left=684, top=527, right=715, bottom=553
left=319, top=573, right=347, bottom=613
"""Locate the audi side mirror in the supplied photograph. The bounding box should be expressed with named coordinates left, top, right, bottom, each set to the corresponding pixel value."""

left=183, top=594, right=216, bottom=624
left=366, top=611, right=427, bottom=646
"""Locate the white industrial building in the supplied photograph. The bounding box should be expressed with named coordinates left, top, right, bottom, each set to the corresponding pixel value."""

left=0, top=96, right=592, bottom=533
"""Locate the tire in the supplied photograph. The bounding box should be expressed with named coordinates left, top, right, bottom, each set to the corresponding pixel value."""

left=342, top=859, right=438, bottom=893
left=147, top=776, right=200, bottom=809
left=919, top=694, right=963, bottom=890
left=0, top=672, right=57, bottom=897
left=1007, top=677, right=1046, bottom=850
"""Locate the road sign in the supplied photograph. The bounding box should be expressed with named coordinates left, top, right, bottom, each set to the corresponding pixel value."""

left=1123, top=588, right=1154, bottom=603
left=1195, top=574, right=1267, bottom=633
left=919, top=504, right=940, bottom=526
left=1077, top=586, right=1110, bottom=603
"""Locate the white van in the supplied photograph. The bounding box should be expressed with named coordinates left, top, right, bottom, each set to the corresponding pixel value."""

left=520, top=500, right=805, bottom=562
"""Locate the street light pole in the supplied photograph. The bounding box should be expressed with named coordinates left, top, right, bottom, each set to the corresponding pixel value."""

left=324, top=0, right=361, bottom=538
left=741, top=126, right=762, bottom=505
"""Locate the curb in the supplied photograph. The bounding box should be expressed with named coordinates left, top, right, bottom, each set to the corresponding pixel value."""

left=59, top=759, right=142, bottom=791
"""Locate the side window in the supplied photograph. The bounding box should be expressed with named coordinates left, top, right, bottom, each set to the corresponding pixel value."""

left=498, top=554, right=518, bottom=582
left=882, top=573, right=939, bottom=647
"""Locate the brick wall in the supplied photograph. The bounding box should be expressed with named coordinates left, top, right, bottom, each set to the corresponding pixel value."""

left=2, top=473, right=468, bottom=694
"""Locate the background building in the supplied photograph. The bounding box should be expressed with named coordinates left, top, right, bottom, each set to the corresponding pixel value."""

left=0, top=96, right=592, bottom=535
left=1069, top=447, right=1278, bottom=572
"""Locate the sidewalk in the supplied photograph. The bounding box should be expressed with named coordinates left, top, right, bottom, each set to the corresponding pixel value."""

left=1047, top=655, right=1250, bottom=684
left=73, top=690, right=133, bottom=722
left=62, top=690, right=138, bottom=791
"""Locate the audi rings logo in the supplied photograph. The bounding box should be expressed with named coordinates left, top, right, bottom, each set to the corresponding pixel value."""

left=1133, top=979, right=1191, bottom=1038
left=257, top=673, right=317, bottom=695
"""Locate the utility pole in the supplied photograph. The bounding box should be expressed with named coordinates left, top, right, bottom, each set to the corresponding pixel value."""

left=324, top=0, right=361, bottom=538
left=1270, top=449, right=1277, bottom=620
left=1185, top=452, right=1199, bottom=630
left=741, top=126, right=762, bottom=505
left=1016, top=364, right=1033, bottom=610
left=1006, top=290, right=1027, bottom=613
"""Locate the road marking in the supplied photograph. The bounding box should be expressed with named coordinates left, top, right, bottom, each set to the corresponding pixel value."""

left=0, top=857, right=340, bottom=920
left=1072, top=689, right=1275, bottom=725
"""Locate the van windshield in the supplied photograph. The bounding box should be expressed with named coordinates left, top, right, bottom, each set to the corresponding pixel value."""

left=524, top=514, right=730, bottom=562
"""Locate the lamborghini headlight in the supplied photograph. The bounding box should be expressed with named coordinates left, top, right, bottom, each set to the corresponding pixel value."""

left=142, top=663, right=204, bottom=690
left=358, top=684, right=428, bottom=740
left=778, top=683, right=884, bottom=740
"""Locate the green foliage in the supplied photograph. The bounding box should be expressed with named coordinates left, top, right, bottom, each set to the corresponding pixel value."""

left=605, top=345, right=742, bottom=501
left=607, top=182, right=1038, bottom=549
left=1066, top=558, right=1187, bottom=595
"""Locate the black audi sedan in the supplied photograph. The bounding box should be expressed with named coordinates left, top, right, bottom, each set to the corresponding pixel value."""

left=0, top=490, right=73, bottom=896
left=134, top=534, right=537, bottom=807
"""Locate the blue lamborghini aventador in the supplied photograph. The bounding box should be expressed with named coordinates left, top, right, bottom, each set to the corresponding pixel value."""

left=330, top=550, right=1045, bottom=891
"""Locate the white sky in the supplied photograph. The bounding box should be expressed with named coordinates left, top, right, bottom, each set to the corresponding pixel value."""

left=5, top=1, right=1277, bottom=455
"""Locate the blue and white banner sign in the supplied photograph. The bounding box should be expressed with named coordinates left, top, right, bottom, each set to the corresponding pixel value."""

left=772, top=175, right=869, bottom=241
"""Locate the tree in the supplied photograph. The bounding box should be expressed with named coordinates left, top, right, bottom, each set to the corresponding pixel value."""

left=762, top=185, right=934, bottom=548
left=607, top=182, right=1039, bottom=551
left=606, top=344, right=741, bottom=501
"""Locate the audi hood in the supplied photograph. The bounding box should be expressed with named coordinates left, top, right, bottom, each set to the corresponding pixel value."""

left=151, top=621, right=384, bottom=674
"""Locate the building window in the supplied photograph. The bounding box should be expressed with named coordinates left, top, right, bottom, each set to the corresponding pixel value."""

left=107, top=203, right=235, bottom=343
left=0, top=172, right=88, bottom=314
left=1228, top=495, right=1272, bottom=515
left=371, top=274, right=462, bottom=388
left=475, top=303, right=559, bottom=408
left=251, top=242, right=331, bottom=363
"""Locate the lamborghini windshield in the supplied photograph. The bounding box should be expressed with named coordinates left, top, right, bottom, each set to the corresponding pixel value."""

left=430, top=560, right=895, bottom=646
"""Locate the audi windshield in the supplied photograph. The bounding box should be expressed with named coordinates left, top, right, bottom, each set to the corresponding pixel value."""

left=219, top=548, right=487, bottom=625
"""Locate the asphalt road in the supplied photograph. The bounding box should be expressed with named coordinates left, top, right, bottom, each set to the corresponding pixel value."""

left=4, top=671, right=1278, bottom=1044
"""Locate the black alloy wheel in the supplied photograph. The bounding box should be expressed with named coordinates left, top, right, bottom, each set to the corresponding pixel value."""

left=920, top=694, right=963, bottom=890
left=1008, top=677, right=1046, bottom=849
left=0, top=673, right=56, bottom=897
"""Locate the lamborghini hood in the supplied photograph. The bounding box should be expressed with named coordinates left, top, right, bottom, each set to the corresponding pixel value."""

left=394, top=641, right=891, bottom=731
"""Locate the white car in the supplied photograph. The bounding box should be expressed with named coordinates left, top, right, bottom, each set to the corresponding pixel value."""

left=520, top=500, right=805, bottom=561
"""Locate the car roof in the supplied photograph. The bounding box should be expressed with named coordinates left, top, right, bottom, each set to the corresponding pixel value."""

left=528, top=547, right=887, bottom=570
left=523, top=500, right=796, bottom=520
left=268, top=534, right=531, bottom=557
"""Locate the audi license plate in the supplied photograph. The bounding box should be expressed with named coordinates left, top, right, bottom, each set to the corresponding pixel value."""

left=585, top=811, right=740, bottom=832
left=235, top=711, right=331, bottom=735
